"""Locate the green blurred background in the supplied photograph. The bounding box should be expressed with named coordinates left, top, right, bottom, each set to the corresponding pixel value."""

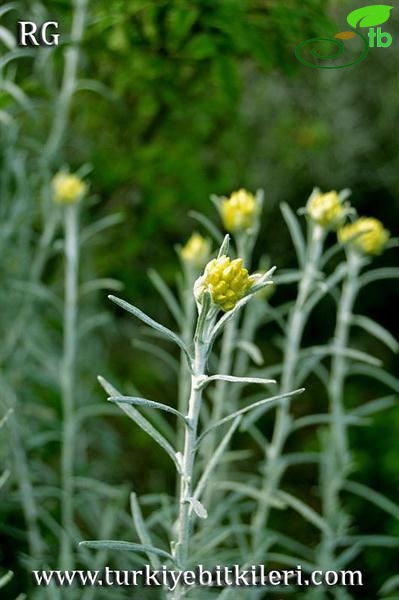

left=1, top=0, right=398, bottom=597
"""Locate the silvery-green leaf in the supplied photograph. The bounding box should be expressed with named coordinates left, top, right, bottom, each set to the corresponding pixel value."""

left=347, top=5, right=393, bottom=28
left=379, top=574, right=399, bottom=595
left=359, top=267, right=399, bottom=288
left=108, top=395, right=189, bottom=426
left=80, top=278, right=123, bottom=296
left=343, top=481, right=399, bottom=519
left=276, top=491, right=330, bottom=534
left=130, top=493, right=159, bottom=568
left=352, top=314, right=399, bottom=353
left=79, top=540, right=174, bottom=561
left=293, top=413, right=366, bottom=431
left=197, top=374, right=276, bottom=389
left=188, top=210, right=224, bottom=244
left=0, top=570, right=13, bottom=589
left=80, top=213, right=124, bottom=244
left=194, top=417, right=241, bottom=500
left=214, top=481, right=284, bottom=508
left=188, top=497, right=208, bottom=519
left=98, top=376, right=181, bottom=472
left=351, top=395, right=397, bottom=417
left=281, top=203, right=306, bottom=268
left=0, top=470, right=10, bottom=490
left=217, top=234, right=230, bottom=258
left=235, top=340, right=264, bottom=365
left=108, top=295, right=192, bottom=368
left=132, top=339, right=179, bottom=375
left=198, top=388, right=304, bottom=442
left=0, top=408, right=12, bottom=430
left=148, top=269, right=183, bottom=325
left=349, top=365, right=399, bottom=392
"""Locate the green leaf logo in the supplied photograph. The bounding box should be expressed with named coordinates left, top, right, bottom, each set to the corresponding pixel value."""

left=347, top=5, right=393, bottom=28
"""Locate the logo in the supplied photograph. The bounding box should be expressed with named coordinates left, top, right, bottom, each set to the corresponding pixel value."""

left=296, top=4, right=393, bottom=69
left=17, top=21, right=60, bottom=47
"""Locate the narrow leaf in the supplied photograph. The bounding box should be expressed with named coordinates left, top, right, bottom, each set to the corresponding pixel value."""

left=343, top=480, right=399, bottom=519
left=217, top=234, right=230, bottom=258
left=349, top=365, right=399, bottom=392
left=79, top=540, right=173, bottom=561
left=188, top=497, right=208, bottom=519
left=108, top=396, right=189, bottom=426
left=281, top=203, right=306, bottom=268
left=351, top=395, right=397, bottom=417
left=108, top=295, right=192, bottom=368
left=235, top=340, right=264, bottom=365
left=148, top=269, right=183, bottom=325
left=188, top=210, right=224, bottom=244
left=194, top=417, right=241, bottom=500
left=198, top=375, right=276, bottom=389
left=352, top=314, right=398, bottom=353
left=359, top=267, right=399, bottom=288
left=98, top=376, right=181, bottom=472
left=198, top=389, right=303, bottom=443
left=277, top=490, right=330, bottom=534
left=130, top=493, right=159, bottom=568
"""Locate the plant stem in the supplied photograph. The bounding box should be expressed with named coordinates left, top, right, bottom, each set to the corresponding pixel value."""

left=45, top=0, right=88, bottom=160
left=173, top=309, right=214, bottom=598
left=314, top=250, right=363, bottom=599
left=329, top=250, right=362, bottom=468
left=60, top=204, right=79, bottom=569
left=9, top=414, right=45, bottom=559
left=252, top=223, right=325, bottom=544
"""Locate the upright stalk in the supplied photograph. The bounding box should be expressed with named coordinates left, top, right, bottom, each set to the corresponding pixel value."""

left=252, top=223, right=325, bottom=543
left=44, top=0, right=88, bottom=160
left=315, top=250, right=362, bottom=591
left=173, top=308, right=215, bottom=598
left=328, top=250, right=362, bottom=468
left=60, top=204, right=79, bottom=569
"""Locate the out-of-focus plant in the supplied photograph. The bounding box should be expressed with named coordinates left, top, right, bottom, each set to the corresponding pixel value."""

left=83, top=186, right=398, bottom=599
left=82, top=229, right=307, bottom=598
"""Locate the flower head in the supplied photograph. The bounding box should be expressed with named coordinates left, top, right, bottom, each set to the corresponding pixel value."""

left=307, top=190, right=345, bottom=228
left=180, top=232, right=211, bottom=268
left=52, top=172, right=86, bottom=204
left=221, top=189, right=258, bottom=233
left=194, top=255, right=258, bottom=312
left=338, top=217, right=390, bottom=255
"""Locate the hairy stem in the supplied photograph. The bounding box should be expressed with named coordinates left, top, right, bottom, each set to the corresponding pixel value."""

left=45, top=0, right=88, bottom=160
left=252, top=223, right=325, bottom=544
left=60, top=204, right=79, bottom=569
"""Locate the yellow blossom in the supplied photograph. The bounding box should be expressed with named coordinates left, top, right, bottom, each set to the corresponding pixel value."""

left=307, top=190, right=344, bottom=228
left=221, top=189, right=258, bottom=232
left=338, top=217, right=389, bottom=255
left=52, top=172, right=86, bottom=204
left=194, top=255, right=257, bottom=311
left=180, top=233, right=211, bottom=268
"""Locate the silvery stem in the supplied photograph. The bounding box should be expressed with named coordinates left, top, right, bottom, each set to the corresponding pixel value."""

left=60, top=204, right=79, bottom=569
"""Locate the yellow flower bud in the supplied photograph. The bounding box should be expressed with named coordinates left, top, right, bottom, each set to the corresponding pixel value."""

left=180, top=233, right=211, bottom=268
left=221, top=189, right=258, bottom=232
left=194, top=255, right=257, bottom=312
left=307, top=190, right=344, bottom=228
left=52, top=172, right=87, bottom=204
left=338, top=217, right=390, bottom=255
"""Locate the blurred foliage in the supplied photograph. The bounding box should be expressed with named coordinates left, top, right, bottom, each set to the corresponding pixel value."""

left=0, top=0, right=398, bottom=598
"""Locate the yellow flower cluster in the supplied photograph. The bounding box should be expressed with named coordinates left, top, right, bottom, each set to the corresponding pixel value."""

left=307, top=190, right=344, bottom=228
left=194, top=256, right=256, bottom=311
left=221, top=189, right=258, bottom=232
left=338, top=217, right=389, bottom=255
left=52, top=172, right=86, bottom=204
left=180, top=233, right=211, bottom=268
